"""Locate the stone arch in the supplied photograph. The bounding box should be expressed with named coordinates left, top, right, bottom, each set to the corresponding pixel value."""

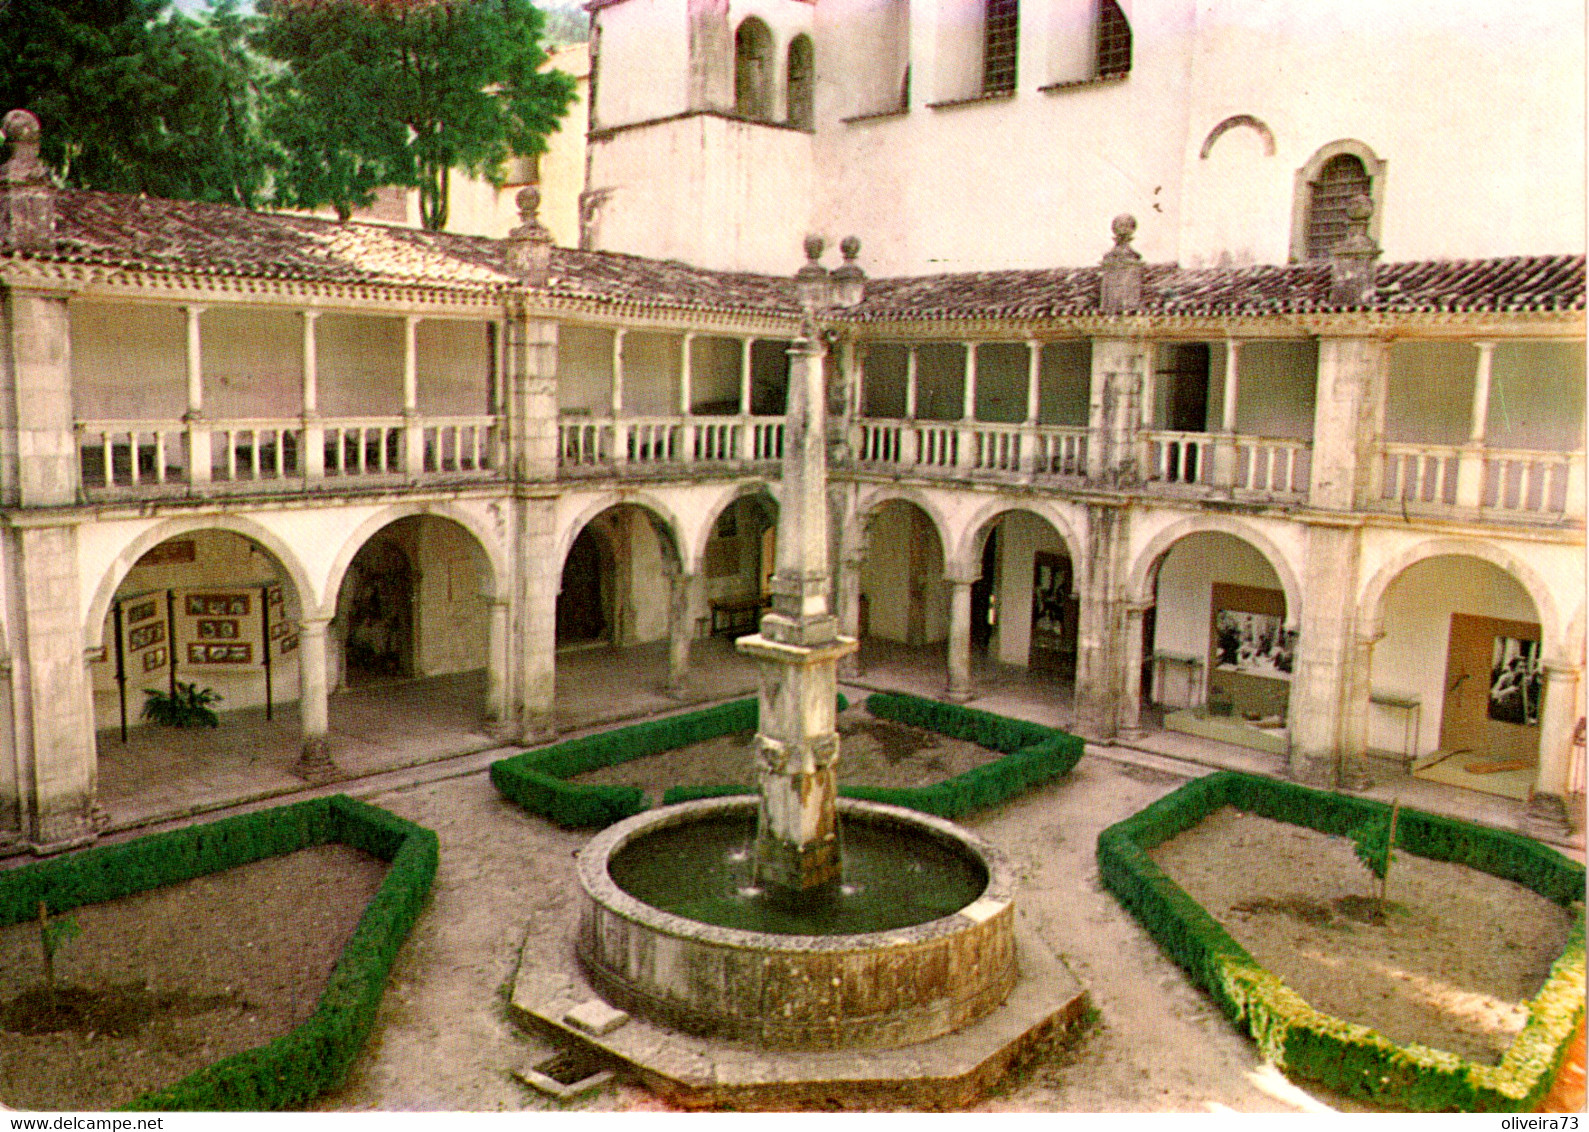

left=556, top=491, right=686, bottom=578
left=84, top=515, right=316, bottom=651
left=1358, top=537, right=1564, bottom=663
left=693, top=479, right=780, bottom=576
left=1127, top=515, right=1302, bottom=630
left=950, top=498, right=1086, bottom=585
left=1199, top=114, right=1276, bottom=159
left=323, top=502, right=508, bottom=623
left=853, top=485, right=953, bottom=565
left=1290, top=138, right=1387, bottom=262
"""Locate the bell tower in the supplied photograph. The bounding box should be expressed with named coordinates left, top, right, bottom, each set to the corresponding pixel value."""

left=584, top=0, right=816, bottom=273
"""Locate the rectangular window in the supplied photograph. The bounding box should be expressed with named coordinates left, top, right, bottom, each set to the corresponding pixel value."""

left=983, top=0, right=1019, bottom=94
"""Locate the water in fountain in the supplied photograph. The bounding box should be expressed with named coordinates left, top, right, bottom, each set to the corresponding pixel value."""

left=606, top=809, right=986, bottom=935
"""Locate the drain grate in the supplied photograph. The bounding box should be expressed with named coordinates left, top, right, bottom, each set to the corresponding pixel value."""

left=515, top=1046, right=614, bottom=1101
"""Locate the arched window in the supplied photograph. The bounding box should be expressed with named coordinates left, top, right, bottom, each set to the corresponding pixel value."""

left=982, top=0, right=1019, bottom=94
left=1096, top=0, right=1132, bottom=77
left=786, top=35, right=814, bottom=128
left=1305, top=154, right=1371, bottom=259
left=1291, top=141, right=1386, bottom=262
left=735, top=18, right=775, bottom=121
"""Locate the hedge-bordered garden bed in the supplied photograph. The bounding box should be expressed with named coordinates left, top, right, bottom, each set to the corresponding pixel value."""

left=569, top=691, right=1086, bottom=821
left=2, top=796, right=438, bottom=1111
left=1097, top=770, right=1585, bottom=1112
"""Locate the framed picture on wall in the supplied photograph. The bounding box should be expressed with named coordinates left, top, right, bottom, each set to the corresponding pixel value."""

left=1213, top=609, right=1295, bottom=680
left=126, top=600, right=158, bottom=624
left=128, top=622, right=166, bottom=651
left=1489, top=636, right=1542, bottom=726
left=142, top=646, right=167, bottom=672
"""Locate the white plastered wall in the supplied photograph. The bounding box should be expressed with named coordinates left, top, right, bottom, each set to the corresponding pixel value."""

left=594, top=0, right=692, bottom=127
left=317, top=315, right=404, bottom=418
left=415, top=321, right=492, bottom=416
left=1177, top=0, right=1585, bottom=266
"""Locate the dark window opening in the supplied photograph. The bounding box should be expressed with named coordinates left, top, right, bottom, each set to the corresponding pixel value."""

left=1096, top=0, right=1132, bottom=77
left=1306, top=154, right=1371, bottom=259
left=735, top=18, right=775, bottom=120
left=787, top=35, right=814, bottom=128
left=983, top=0, right=1019, bottom=94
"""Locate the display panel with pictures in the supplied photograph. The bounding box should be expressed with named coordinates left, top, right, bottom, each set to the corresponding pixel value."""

left=1213, top=609, right=1295, bottom=680
left=1488, top=636, right=1542, bottom=726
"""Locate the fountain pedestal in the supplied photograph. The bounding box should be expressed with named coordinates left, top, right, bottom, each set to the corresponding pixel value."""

left=736, top=631, right=857, bottom=894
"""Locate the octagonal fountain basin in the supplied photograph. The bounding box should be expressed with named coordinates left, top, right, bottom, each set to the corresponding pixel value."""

left=574, top=796, right=1019, bottom=1051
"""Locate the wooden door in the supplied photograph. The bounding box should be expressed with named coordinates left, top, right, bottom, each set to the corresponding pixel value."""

left=1439, top=613, right=1542, bottom=764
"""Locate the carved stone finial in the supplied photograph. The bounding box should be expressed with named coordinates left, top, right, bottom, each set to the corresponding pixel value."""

left=795, top=234, right=831, bottom=315
left=831, top=235, right=865, bottom=308
left=505, top=182, right=554, bottom=284
left=1100, top=213, right=1142, bottom=313
left=1329, top=193, right=1381, bottom=308
left=1, top=109, right=55, bottom=251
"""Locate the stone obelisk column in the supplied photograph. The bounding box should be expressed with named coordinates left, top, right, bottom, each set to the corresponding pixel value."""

left=737, top=238, right=858, bottom=898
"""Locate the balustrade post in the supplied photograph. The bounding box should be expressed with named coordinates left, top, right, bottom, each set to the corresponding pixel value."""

left=1455, top=341, right=1495, bottom=509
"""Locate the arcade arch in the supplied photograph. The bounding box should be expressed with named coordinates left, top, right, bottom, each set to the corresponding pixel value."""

left=1137, top=530, right=1295, bottom=743
left=1368, top=553, right=1551, bottom=790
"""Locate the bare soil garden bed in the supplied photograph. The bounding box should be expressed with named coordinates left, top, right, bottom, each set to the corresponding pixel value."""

left=1148, top=805, right=1575, bottom=1066
left=0, top=844, right=387, bottom=1111
left=571, top=712, right=1000, bottom=799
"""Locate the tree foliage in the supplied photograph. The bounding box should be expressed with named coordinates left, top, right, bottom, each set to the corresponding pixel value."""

left=0, top=0, right=274, bottom=207
left=254, top=0, right=576, bottom=229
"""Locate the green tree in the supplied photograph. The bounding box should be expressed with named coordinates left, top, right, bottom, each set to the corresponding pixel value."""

left=255, top=0, right=575, bottom=229
left=0, top=0, right=275, bottom=207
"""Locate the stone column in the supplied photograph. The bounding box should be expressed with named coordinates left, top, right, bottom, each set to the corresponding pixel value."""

left=504, top=302, right=560, bottom=482
left=1287, top=520, right=1364, bottom=787
left=679, top=331, right=696, bottom=463
left=1119, top=601, right=1150, bottom=738
left=8, top=524, right=97, bottom=850
left=514, top=497, right=559, bottom=740
left=1085, top=338, right=1146, bottom=486
left=484, top=598, right=511, bottom=737
left=945, top=574, right=975, bottom=702
left=8, top=286, right=79, bottom=507
left=1212, top=338, right=1240, bottom=491
left=1309, top=336, right=1388, bottom=511
left=300, top=311, right=324, bottom=480
left=737, top=324, right=857, bottom=896
left=1023, top=339, right=1042, bottom=472
left=1455, top=341, right=1495, bottom=509
left=901, top=344, right=920, bottom=465
left=665, top=565, right=698, bottom=693
left=402, top=315, right=424, bottom=475
left=295, top=617, right=336, bottom=778
left=958, top=342, right=978, bottom=469
left=1073, top=503, right=1129, bottom=738
left=183, top=305, right=212, bottom=486
left=1337, top=631, right=1378, bottom=790
left=836, top=553, right=863, bottom=677
left=1530, top=664, right=1582, bottom=826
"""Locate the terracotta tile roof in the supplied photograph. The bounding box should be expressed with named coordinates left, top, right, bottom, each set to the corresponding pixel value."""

left=847, top=256, right=1586, bottom=321
left=3, top=189, right=1581, bottom=320
left=5, top=189, right=803, bottom=314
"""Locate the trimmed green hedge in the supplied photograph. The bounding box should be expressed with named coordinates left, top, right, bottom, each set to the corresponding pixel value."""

left=0, top=796, right=437, bottom=1111
left=663, top=692, right=1084, bottom=820
left=490, top=695, right=846, bottom=828
left=1097, top=770, right=1586, bottom=1112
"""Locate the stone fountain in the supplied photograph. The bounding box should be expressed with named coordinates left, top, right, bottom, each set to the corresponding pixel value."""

left=511, top=240, right=1086, bottom=1108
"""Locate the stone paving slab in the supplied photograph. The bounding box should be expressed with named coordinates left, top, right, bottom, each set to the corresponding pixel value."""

left=508, top=911, right=1089, bottom=1111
